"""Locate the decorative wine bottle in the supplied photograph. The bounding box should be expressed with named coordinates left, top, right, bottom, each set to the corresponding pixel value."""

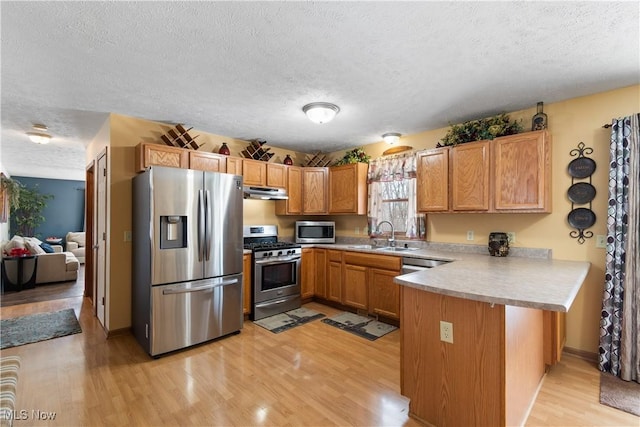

left=283, top=155, right=293, bottom=165
left=531, top=102, right=547, bottom=131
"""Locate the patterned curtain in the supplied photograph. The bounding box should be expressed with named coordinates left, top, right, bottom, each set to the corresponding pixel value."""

left=367, top=153, right=425, bottom=238
left=599, top=113, right=640, bottom=382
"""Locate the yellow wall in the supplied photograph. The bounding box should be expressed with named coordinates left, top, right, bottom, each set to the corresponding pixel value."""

left=329, top=85, right=640, bottom=353
left=91, top=85, right=639, bottom=354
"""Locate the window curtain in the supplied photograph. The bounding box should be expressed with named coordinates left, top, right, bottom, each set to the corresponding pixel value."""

left=367, top=153, right=424, bottom=238
left=599, top=113, right=640, bottom=383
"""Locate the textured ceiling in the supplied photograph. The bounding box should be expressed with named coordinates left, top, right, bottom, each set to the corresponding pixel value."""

left=1, top=1, right=638, bottom=181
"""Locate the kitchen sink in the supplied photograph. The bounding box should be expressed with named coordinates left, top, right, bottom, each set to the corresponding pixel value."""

left=376, top=246, right=420, bottom=252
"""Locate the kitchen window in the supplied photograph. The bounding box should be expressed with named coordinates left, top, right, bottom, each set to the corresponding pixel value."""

left=367, top=153, right=425, bottom=239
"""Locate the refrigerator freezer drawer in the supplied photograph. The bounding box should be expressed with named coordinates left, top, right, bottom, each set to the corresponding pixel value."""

left=150, top=274, right=243, bottom=356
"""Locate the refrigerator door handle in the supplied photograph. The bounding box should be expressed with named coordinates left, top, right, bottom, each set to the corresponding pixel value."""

left=198, top=189, right=205, bottom=262
left=162, top=278, right=240, bottom=295
left=205, top=189, right=212, bottom=260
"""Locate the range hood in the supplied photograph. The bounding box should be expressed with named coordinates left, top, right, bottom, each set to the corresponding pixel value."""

left=243, top=186, right=288, bottom=200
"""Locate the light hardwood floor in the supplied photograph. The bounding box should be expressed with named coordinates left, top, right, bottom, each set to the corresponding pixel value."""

left=0, top=297, right=638, bottom=426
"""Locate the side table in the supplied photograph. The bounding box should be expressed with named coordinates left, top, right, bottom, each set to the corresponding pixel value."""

left=1, top=256, right=38, bottom=293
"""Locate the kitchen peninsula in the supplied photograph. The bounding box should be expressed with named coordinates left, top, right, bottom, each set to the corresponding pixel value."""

left=394, top=254, right=590, bottom=426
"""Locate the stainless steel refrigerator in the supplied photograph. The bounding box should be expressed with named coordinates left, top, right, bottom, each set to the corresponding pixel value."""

left=132, top=166, right=244, bottom=356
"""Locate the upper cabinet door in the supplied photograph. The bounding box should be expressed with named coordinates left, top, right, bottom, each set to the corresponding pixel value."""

left=303, top=167, right=328, bottom=214
left=226, top=157, right=243, bottom=176
left=242, top=159, right=267, bottom=186
left=417, top=148, right=450, bottom=212
left=266, top=163, right=287, bottom=189
left=136, top=143, right=189, bottom=172
left=275, top=166, right=302, bottom=215
left=329, top=163, right=368, bottom=214
left=451, top=140, right=490, bottom=211
left=188, top=151, right=227, bottom=173
left=494, top=131, right=551, bottom=212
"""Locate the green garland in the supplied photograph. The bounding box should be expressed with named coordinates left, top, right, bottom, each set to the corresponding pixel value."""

left=437, top=113, right=523, bottom=147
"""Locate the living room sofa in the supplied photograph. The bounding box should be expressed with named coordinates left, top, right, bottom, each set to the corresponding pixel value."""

left=1, top=236, right=79, bottom=285
left=65, top=231, right=85, bottom=264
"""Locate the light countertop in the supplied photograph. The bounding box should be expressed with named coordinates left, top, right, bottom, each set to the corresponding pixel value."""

left=307, top=243, right=591, bottom=312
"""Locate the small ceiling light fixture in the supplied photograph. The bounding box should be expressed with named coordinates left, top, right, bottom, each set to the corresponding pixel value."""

left=26, top=124, right=52, bottom=144
left=382, top=132, right=401, bottom=145
left=302, top=102, right=340, bottom=124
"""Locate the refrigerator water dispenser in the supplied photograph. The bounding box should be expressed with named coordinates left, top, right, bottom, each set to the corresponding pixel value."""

left=160, top=215, right=187, bottom=249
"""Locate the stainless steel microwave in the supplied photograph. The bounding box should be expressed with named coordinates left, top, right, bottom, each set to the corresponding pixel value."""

left=295, top=221, right=336, bottom=244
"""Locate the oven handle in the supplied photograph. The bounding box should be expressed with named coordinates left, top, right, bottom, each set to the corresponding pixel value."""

left=254, top=298, right=293, bottom=308
left=254, top=256, right=301, bottom=265
left=162, top=278, right=239, bottom=295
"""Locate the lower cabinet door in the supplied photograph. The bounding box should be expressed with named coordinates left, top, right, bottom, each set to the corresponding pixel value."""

left=369, top=268, right=400, bottom=320
left=343, top=264, right=368, bottom=310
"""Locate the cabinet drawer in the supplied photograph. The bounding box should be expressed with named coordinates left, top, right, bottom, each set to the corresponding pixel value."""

left=327, top=249, right=343, bottom=262
left=343, top=252, right=400, bottom=271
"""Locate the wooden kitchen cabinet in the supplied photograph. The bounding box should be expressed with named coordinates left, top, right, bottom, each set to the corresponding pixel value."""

left=327, top=250, right=343, bottom=303
left=543, top=310, right=565, bottom=366
left=188, top=151, right=227, bottom=172
left=417, top=130, right=551, bottom=213
left=369, top=268, right=401, bottom=319
left=329, top=163, right=368, bottom=214
left=494, top=130, right=551, bottom=212
left=226, top=157, right=243, bottom=175
left=451, top=140, right=490, bottom=211
left=266, top=163, right=287, bottom=189
left=302, top=167, right=328, bottom=214
left=135, top=142, right=188, bottom=172
left=301, top=248, right=315, bottom=300
left=275, top=166, right=302, bottom=215
left=242, top=159, right=267, bottom=186
left=243, top=253, right=252, bottom=315
left=417, top=147, right=450, bottom=212
left=314, top=249, right=328, bottom=299
left=343, top=264, right=368, bottom=310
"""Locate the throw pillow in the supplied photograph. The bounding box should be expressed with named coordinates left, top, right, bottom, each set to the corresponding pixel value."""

left=5, top=236, right=25, bottom=251
left=24, top=239, right=45, bottom=255
left=40, top=242, right=55, bottom=253
left=67, top=232, right=85, bottom=247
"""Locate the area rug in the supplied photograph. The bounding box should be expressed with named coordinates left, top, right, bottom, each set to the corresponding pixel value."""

left=0, top=309, right=82, bottom=349
left=254, top=307, right=325, bottom=333
left=599, top=372, right=640, bottom=416
left=322, top=312, right=397, bottom=341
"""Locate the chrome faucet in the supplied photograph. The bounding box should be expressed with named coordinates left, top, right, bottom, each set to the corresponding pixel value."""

left=376, top=221, right=395, bottom=247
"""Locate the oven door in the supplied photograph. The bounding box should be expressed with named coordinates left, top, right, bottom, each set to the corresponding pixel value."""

left=254, top=255, right=301, bottom=303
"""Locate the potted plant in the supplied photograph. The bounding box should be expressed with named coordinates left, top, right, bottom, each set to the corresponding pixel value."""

left=437, top=113, right=523, bottom=147
left=10, top=184, right=53, bottom=237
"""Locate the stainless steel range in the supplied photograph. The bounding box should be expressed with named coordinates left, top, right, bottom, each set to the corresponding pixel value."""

left=243, top=225, right=302, bottom=320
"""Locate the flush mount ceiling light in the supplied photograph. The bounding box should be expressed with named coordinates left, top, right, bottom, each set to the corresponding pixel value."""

left=302, top=102, right=340, bottom=124
left=26, top=124, right=52, bottom=144
left=382, top=132, right=401, bottom=145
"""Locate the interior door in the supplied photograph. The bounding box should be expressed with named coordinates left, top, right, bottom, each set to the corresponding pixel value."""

left=96, top=151, right=107, bottom=327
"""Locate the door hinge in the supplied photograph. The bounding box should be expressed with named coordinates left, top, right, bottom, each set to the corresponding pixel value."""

left=102, top=232, right=106, bottom=241
left=103, top=168, right=106, bottom=177
left=101, top=297, right=105, bottom=306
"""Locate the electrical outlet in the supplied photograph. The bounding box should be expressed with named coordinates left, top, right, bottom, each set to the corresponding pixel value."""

left=596, top=235, right=607, bottom=248
left=466, top=230, right=474, bottom=241
left=507, top=232, right=516, bottom=243
left=440, top=321, right=453, bottom=344
left=124, top=231, right=132, bottom=242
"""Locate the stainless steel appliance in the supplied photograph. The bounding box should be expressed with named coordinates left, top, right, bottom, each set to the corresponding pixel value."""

left=244, top=225, right=302, bottom=320
left=132, top=166, right=244, bottom=357
left=401, top=257, right=451, bottom=274
left=295, top=221, right=336, bottom=244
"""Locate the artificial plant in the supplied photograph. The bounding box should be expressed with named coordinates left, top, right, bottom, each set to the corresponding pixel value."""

left=333, top=147, right=371, bottom=166
left=0, top=174, right=22, bottom=223
left=437, top=113, right=523, bottom=147
left=10, top=184, right=53, bottom=237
